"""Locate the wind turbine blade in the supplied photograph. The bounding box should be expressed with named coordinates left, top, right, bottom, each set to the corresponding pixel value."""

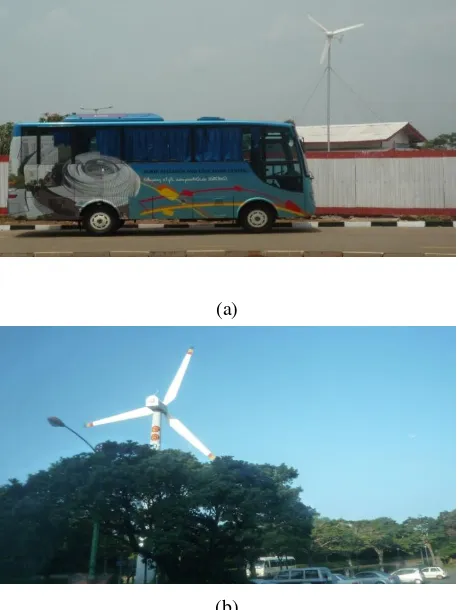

left=308, top=14, right=328, bottom=33
left=168, top=415, right=215, bottom=460
left=320, top=40, right=330, bottom=65
left=85, top=407, right=152, bottom=427
left=163, top=347, right=194, bottom=406
left=332, top=24, right=364, bottom=35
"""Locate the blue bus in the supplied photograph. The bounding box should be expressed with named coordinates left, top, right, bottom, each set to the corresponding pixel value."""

left=8, top=114, right=315, bottom=235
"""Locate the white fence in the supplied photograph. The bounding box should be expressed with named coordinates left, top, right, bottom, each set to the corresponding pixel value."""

left=306, top=151, right=455, bottom=215
left=0, top=152, right=456, bottom=217
left=0, top=157, right=8, bottom=214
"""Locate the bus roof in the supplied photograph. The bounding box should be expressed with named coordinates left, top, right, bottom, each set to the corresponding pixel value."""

left=14, top=118, right=294, bottom=129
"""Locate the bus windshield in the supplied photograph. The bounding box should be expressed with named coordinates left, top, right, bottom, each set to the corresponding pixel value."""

left=8, top=116, right=315, bottom=235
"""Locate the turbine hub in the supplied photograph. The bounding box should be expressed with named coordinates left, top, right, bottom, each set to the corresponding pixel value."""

left=146, top=395, right=167, bottom=414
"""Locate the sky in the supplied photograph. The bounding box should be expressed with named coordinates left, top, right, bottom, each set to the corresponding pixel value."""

left=0, top=0, right=455, bottom=138
left=0, top=326, right=455, bottom=523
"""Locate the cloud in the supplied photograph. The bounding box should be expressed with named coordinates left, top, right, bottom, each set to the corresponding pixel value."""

left=265, top=14, right=305, bottom=42
left=20, top=8, right=80, bottom=40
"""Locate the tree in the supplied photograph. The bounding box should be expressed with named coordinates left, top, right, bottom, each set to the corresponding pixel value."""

left=0, top=443, right=316, bottom=584
left=400, top=517, right=439, bottom=562
left=309, top=518, right=365, bottom=571
left=0, top=122, right=13, bottom=155
left=39, top=112, right=68, bottom=122
left=434, top=510, right=456, bottom=562
left=424, top=132, right=456, bottom=149
left=352, top=518, right=399, bottom=569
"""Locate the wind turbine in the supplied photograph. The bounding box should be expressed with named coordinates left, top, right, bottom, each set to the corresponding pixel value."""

left=85, top=347, right=215, bottom=461
left=308, top=15, right=364, bottom=152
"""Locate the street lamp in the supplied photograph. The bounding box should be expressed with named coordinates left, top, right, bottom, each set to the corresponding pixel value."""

left=80, top=105, right=113, bottom=115
left=47, top=416, right=100, bottom=583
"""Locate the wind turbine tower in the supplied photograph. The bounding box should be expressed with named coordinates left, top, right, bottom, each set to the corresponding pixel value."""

left=308, top=15, right=364, bottom=152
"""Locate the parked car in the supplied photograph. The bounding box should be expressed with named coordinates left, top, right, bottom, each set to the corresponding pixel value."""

left=273, top=567, right=334, bottom=583
left=354, top=570, right=400, bottom=584
left=391, top=568, right=425, bottom=584
left=331, top=573, right=361, bottom=584
left=421, top=566, right=448, bottom=580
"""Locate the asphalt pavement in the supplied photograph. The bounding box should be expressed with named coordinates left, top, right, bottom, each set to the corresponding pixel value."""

left=0, top=226, right=455, bottom=255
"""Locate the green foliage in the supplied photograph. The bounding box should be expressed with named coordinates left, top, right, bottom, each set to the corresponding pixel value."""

left=424, top=132, right=456, bottom=149
left=0, top=122, right=13, bottom=155
left=38, top=113, right=68, bottom=123
left=1, top=442, right=454, bottom=583
left=0, top=443, right=315, bottom=584
left=350, top=518, right=399, bottom=567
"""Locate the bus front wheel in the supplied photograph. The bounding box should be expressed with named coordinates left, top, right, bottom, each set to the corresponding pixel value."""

left=239, top=203, right=275, bottom=233
left=83, top=205, right=119, bottom=236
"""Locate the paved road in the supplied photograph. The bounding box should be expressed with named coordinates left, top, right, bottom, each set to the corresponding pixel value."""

left=0, top=226, right=455, bottom=255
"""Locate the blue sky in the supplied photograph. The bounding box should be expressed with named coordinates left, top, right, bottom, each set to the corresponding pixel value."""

left=0, top=327, right=455, bottom=522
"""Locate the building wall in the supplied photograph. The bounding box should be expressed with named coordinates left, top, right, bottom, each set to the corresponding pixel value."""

left=303, top=130, right=413, bottom=151
left=381, top=132, right=410, bottom=149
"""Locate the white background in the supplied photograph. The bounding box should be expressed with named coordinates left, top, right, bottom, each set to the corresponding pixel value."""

left=0, top=258, right=456, bottom=609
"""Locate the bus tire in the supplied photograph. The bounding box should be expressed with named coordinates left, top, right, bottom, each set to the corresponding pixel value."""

left=83, top=204, right=119, bottom=236
left=239, top=202, right=275, bottom=233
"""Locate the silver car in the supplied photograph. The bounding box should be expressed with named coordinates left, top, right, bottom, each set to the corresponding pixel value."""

left=274, top=567, right=334, bottom=583
left=391, top=568, right=425, bottom=584
left=331, top=573, right=361, bottom=584
left=354, top=570, right=399, bottom=584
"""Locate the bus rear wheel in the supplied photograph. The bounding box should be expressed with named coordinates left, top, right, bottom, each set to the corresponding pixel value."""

left=83, top=205, right=119, bottom=236
left=239, top=203, right=275, bottom=233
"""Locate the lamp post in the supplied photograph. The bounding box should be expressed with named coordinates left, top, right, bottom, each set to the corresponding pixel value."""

left=47, top=416, right=100, bottom=583
left=80, top=105, right=113, bottom=116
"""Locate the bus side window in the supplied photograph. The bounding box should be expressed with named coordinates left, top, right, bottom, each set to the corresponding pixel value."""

left=16, top=128, right=38, bottom=188
left=124, top=127, right=191, bottom=163
left=194, top=127, right=243, bottom=162
left=246, top=127, right=262, bottom=179
left=242, top=132, right=252, bottom=162
left=72, top=128, right=121, bottom=159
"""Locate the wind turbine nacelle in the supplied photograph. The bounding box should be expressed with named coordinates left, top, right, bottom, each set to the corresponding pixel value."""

left=145, top=395, right=167, bottom=413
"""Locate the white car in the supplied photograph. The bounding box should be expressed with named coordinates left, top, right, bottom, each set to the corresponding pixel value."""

left=391, top=568, right=425, bottom=584
left=421, top=566, right=448, bottom=580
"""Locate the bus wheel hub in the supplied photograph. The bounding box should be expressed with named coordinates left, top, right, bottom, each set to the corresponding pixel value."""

left=248, top=210, right=268, bottom=227
left=90, top=211, right=111, bottom=230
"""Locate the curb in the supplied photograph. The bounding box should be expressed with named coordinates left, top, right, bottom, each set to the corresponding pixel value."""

left=0, top=220, right=456, bottom=232
left=0, top=251, right=455, bottom=257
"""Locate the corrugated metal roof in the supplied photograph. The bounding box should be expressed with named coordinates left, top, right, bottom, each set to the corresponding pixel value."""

left=296, top=122, right=426, bottom=143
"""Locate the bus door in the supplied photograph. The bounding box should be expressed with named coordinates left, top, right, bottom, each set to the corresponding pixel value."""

left=260, top=128, right=303, bottom=194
